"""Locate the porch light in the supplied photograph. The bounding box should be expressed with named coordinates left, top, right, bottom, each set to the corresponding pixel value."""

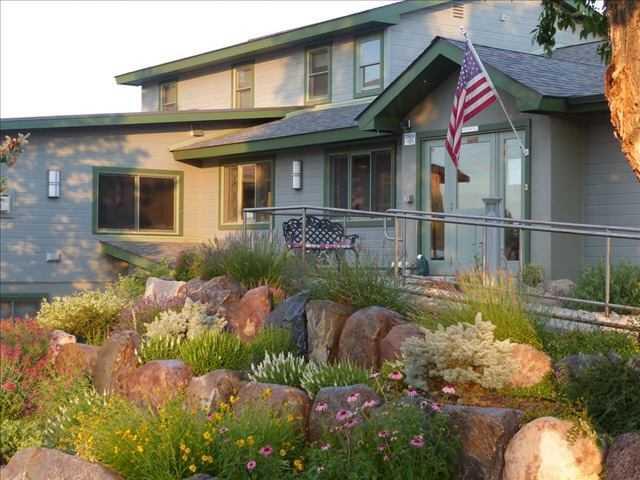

left=292, top=160, right=303, bottom=190
left=47, top=170, right=61, bottom=198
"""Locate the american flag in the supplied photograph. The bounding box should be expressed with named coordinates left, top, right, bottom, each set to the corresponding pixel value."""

left=445, top=40, right=497, bottom=167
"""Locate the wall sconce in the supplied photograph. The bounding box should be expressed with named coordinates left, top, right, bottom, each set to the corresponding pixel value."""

left=292, top=160, right=302, bottom=190
left=47, top=170, right=61, bottom=198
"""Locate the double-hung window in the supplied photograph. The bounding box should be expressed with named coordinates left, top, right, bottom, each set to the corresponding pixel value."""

left=306, top=46, right=330, bottom=103
left=95, top=168, right=181, bottom=234
left=328, top=148, right=393, bottom=213
left=233, top=64, right=254, bottom=108
left=221, top=161, right=272, bottom=225
left=160, top=81, right=178, bottom=112
left=355, top=33, right=383, bottom=96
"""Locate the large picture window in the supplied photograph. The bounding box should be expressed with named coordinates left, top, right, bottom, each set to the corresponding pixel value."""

left=222, top=161, right=272, bottom=225
left=355, top=33, right=383, bottom=96
left=233, top=64, right=254, bottom=108
left=95, top=169, right=181, bottom=233
left=328, top=148, right=393, bottom=213
left=306, top=46, right=330, bottom=103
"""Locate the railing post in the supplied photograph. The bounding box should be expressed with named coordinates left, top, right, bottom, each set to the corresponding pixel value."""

left=394, top=217, right=401, bottom=281
left=269, top=213, right=274, bottom=244
left=242, top=209, right=247, bottom=243
left=301, top=207, right=307, bottom=264
left=402, top=217, right=408, bottom=285
left=605, top=235, right=611, bottom=317
left=482, top=197, right=503, bottom=283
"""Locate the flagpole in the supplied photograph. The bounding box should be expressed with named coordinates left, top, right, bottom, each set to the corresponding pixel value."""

left=460, top=28, right=529, bottom=157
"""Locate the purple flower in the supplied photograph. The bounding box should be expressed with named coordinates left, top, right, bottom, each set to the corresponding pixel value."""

left=388, top=371, right=403, bottom=381
left=410, top=435, right=425, bottom=448
left=246, top=460, right=257, bottom=472
left=377, top=430, right=390, bottom=438
left=320, top=443, right=331, bottom=451
left=344, top=417, right=360, bottom=429
left=335, top=409, right=353, bottom=422
left=346, top=392, right=360, bottom=404
left=442, top=385, right=456, bottom=395
left=259, top=445, right=273, bottom=457
left=406, top=388, right=418, bottom=397
left=314, top=401, right=328, bottom=413
left=362, top=399, right=379, bottom=409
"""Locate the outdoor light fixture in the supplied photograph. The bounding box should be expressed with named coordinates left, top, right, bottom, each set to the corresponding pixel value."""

left=292, top=160, right=302, bottom=190
left=47, top=169, right=61, bottom=198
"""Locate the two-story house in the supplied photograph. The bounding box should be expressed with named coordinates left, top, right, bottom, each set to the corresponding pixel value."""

left=2, top=0, right=638, bottom=317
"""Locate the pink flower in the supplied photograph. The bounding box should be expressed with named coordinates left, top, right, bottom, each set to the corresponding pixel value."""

left=406, top=388, right=418, bottom=397
left=388, top=371, right=403, bottom=381
left=430, top=402, right=442, bottom=412
left=410, top=435, right=425, bottom=448
left=377, top=444, right=386, bottom=452
left=362, top=399, right=378, bottom=409
left=314, top=401, right=328, bottom=413
left=377, top=430, right=390, bottom=438
left=259, top=445, right=273, bottom=457
left=369, top=372, right=380, bottom=379
left=335, top=409, right=353, bottom=422
left=346, top=392, right=360, bottom=404
left=1, top=382, right=16, bottom=392
left=320, top=443, right=331, bottom=451
left=218, top=427, right=229, bottom=434
left=246, top=460, right=257, bottom=472
left=442, top=385, right=456, bottom=395
left=344, top=417, right=360, bottom=429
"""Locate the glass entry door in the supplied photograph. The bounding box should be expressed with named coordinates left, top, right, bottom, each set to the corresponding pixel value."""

left=421, top=131, right=526, bottom=275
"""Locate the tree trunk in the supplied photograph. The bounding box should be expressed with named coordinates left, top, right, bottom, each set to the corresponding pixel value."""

left=605, top=0, right=640, bottom=182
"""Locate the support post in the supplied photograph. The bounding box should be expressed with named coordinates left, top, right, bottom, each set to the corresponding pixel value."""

left=394, top=218, right=401, bottom=281
left=605, top=236, right=611, bottom=317
left=301, top=208, right=307, bottom=264
left=482, top=197, right=503, bottom=282
left=242, top=210, right=247, bottom=243
left=269, top=213, right=274, bottom=244
left=403, top=217, right=408, bottom=286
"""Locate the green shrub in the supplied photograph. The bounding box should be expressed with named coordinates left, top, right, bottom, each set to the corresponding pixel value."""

left=300, top=361, right=372, bottom=397
left=249, top=352, right=307, bottom=388
left=309, top=259, right=414, bottom=316
left=67, top=396, right=217, bottom=480
left=522, top=264, right=544, bottom=288
left=305, top=399, right=459, bottom=480
left=110, top=261, right=176, bottom=300
left=574, top=262, right=640, bottom=309
left=535, top=325, right=640, bottom=361
left=37, top=289, right=127, bottom=344
left=175, top=242, right=226, bottom=281
left=563, top=359, right=640, bottom=436
left=0, top=418, right=42, bottom=463
left=402, top=313, right=513, bottom=390
left=138, top=336, right=184, bottom=363
left=438, top=271, right=542, bottom=347
left=178, top=331, right=251, bottom=375
left=250, top=327, right=296, bottom=365
left=145, top=299, right=226, bottom=341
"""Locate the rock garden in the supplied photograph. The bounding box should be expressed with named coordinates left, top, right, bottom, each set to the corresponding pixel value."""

left=1, top=240, right=639, bottom=480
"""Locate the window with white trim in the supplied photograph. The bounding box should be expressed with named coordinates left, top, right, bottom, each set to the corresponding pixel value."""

left=355, top=33, right=383, bottom=95
left=306, top=46, right=330, bottom=103
left=233, top=64, right=254, bottom=108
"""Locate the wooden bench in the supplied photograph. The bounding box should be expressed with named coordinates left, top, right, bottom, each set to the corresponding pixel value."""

left=282, top=215, right=358, bottom=259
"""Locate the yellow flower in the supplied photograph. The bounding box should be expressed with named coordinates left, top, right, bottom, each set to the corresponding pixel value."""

left=180, top=443, right=187, bottom=451
left=184, top=447, right=191, bottom=454
left=262, top=388, right=273, bottom=399
left=136, top=445, right=144, bottom=453
left=235, top=439, right=245, bottom=448
left=189, top=464, right=197, bottom=473
left=229, top=395, right=239, bottom=404
left=293, top=459, right=304, bottom=472
left=287, top=414, right=295, bottom=423
left=203, top=431, right=212, bottom=441
left=279, top=449, right=287, bottom=457
left=247, top=435, right=255, bottom=446
left=182, top=454, right=188, bottom=461
left=201, top=454, right=213, bottom=464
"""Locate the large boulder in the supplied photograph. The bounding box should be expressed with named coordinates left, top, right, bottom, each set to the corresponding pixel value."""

left=443, top=405, right=523, bottom=480
left=508, top=344, right=552, bottom=388
left=309, top=384, right=382, bottom=441
left=605, top=432, right=640, bottom=480
left=264, top=291, right=310, bottom=355
left=1, top=447, right=122, bottom=479
left=54, top=343, right=99, bottom=378
left=144, top=277, right=186, bottom=301
left=93, top=330, right=140, bottom=395
left=120, top=360, right=192, bottom=409
left=234, top=382, right=310, bottom=428
left=226, top=286, right=272, bottom=342
left=379, top=323, right=424, bottom=364
left=183, top=276, right=246, bottom=316
left=186, top=369, right=245, bottom=414
left=48, top=330, right=76, bottom=361
left=554, top=353, right=607, bottom=383
left=337, top=306, right=403, bottom=369
left=503, top=417, right=603, bottom=480
left=306, top=300, right=354, bottom=364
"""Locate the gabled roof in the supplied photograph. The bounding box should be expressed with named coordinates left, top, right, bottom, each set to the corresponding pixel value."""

left=550, top=41, right=606, bottom=66
left=0, top=107, right=302, bottom=131
left=357, top=37, right=607, bottom=131
left=115, top=1, right=448, bottom=86
left=171, top=102, right=388, bottom=162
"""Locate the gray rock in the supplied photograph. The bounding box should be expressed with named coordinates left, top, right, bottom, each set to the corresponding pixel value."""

left=144, top=277, right=186, bottom=300
left=555, top=353, right=607, bottom=382
left=186, top=369, right=245, bottom=414
left=92, top=330, right=140, bottom=395
left=545, top=278, right=576, bottom=298
left=605, top=432, right=640, bottom=480
left=264, top=291, right=310, bottom=355
left=1, top=447, right=123, bottom=479
left=306, top=300, right=353, bottom=364
left=183, top=276, right=245, bottom=316
left=443, top=405, right=524, bottom=480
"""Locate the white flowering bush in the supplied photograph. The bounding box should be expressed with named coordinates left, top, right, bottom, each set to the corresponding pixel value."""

left=37, top=289, right=127, bottom=344
left=401, top=313, right=513, bottom=390
left=145, top=298, right=226, bottom=341
left=248, top=352, right=307, bottom=388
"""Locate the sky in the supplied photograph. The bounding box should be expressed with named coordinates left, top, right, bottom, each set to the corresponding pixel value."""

left=0, top=0, right=396, bottom=119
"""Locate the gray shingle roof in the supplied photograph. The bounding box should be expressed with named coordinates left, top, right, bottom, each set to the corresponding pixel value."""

left=550, top=41, right=605, bottom=66
left=173, top=102, right=371, bottom=151
left=447, top=39, right=605, bottom=98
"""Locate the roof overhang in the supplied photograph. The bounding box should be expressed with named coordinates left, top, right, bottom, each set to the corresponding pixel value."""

left=115, top=1, right=448, bottom=86
left=0, top=107, right=302, bottom=131
left=357, top=38, right=607, bottom=132
left=171, top=127, right=389, bottom=163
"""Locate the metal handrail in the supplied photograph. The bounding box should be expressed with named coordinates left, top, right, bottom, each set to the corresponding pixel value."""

left=242, top=205, right=640, bottom=319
